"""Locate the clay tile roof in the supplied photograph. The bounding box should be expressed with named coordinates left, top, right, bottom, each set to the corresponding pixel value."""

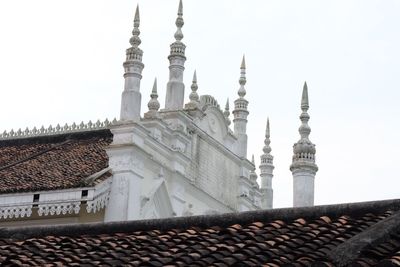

left=0, top=199, right=400, bottom=266
left=0, top=130, right=112, bottom=193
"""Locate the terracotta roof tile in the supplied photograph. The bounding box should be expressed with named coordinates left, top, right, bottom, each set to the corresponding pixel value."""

left=1, top=198, right=400, bottom=266
left=0, top=130, right=112, bottom=193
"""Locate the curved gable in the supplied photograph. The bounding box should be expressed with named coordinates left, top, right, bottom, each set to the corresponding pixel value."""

left=198, top=105, right=228, bottom=144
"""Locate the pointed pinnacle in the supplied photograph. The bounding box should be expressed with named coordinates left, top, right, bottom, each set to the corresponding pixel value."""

left=178, top=0, right=183, bottom=15
left=266, top=118, right=270, bottom=138
left=134, top=4, right=140, bottom=23
left=192, top=70, right=197, bottom=83
left=301, top=81, right=309, bottom=110
left=225, top=98, right=230, bottom=111
left=152, top=78, right=157, bottom=94
left=241, top=55, right=246, bottom=69
left=251, top=154, right=255, bottom=165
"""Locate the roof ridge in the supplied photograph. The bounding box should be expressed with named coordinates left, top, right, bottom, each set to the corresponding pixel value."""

left=0, top=139, right=71, bottom=172
left=328, top=209, right=400, bottom=266
left=0, top=118, right=117, bottom=141
left=1, top=198, right=400, bottom=241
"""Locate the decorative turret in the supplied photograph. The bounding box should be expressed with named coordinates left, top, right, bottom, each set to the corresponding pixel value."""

left=165, top=0, right=186, bottom=110
left=120, top=5, right=145, bottom=122
left=290, top=82, right=318, bottom=207
left=185, top=70, right=200, bottom=109
left=144, top=78, right=160, bottom=118
left=232, top=55, right=249, bottom=158
left=259, top=118, right=274, bottom=209
left=223, top=99, right=231, bottom=126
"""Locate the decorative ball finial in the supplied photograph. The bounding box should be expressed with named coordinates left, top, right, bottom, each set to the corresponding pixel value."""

left=174, top=0, right=184, bottom=42
left=223, top=98, right=231, bottom=126
left=147, top=78, right=160, bottom=112
left=238, top=55, right=247, bottom=98
left=126, top=4, right=143, bottom=62
left=263, top=118, right=272, bottom=155
left=130, top=5, right=141, bottom=48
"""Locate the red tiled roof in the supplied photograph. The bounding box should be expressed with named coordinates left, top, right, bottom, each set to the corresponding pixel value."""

left=0, top=130, right=112, bottom=193
left=0, top=199, right=400, bottom=266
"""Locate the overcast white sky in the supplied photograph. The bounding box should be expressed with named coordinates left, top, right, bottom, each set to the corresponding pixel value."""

left=0, top=0, right=399, bottom=208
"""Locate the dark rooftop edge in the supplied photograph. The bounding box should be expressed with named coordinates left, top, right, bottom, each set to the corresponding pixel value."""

left=1, top=198, right=400, bottom=241
left=0, top=129, right=112, bottom=146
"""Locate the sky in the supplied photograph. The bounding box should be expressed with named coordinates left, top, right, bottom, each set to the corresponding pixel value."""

left=0, top=0, right=399, bottom=208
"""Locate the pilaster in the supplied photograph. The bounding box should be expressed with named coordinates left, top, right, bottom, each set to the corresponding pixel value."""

left=104, top=123, right=148, bottom=222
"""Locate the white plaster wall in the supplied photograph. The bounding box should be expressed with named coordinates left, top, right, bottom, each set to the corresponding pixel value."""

left=194, top=137, right=239, bottom=209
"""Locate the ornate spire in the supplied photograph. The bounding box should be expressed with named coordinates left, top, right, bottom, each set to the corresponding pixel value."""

left=120, top=4, right=145, bottom=122
left=232, top=55, right=249, bottom=158
left=165, top=0, right=187, bottom=110
left=262, top=118, right=273, bottom=160
left=170, top=0, right=186, bottom=58
left=291, top=82, right=317, bottom=165
left=249, top=155, right=258, bottom=186
left=290, top=82, right=318, bottom=207
left=189, top=70, right=199, bottom=104
left=223, top=98, right=231, bottom=126
left=259, top=118, right=274, bottom=209
left=238, top=55, right=247, bottom=98
left=260, top=118, right=274, bottom=173
left=127, top=5, right=143, bottom=62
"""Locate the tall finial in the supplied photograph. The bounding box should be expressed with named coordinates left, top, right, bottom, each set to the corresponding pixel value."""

left=174, top=0, right=184, bottom=42
left=128, top=4, right=143, bottom=60
left=290, top=82, right=318, bottom=207
left=223, top=98, right=231, bottom=126
left=298, top=81, right=311, bottom=139
left=263, top=118, right=272, bottom=155
left=189, top=70, right=199, bottom=104
left=292, top=81, right=315, bottom=155
left=238, top=55, right=247, bottom=98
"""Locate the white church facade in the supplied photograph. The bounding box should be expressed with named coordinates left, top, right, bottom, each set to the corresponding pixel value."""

left=0, top=1, right=317, bottom=226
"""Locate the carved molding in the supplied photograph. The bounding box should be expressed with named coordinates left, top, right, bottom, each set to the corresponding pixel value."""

left=0, top=205, right=32, bottom=219
left=38, top=202, right=81, bottom=216
left=86, top=191, right=110, bottom=213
